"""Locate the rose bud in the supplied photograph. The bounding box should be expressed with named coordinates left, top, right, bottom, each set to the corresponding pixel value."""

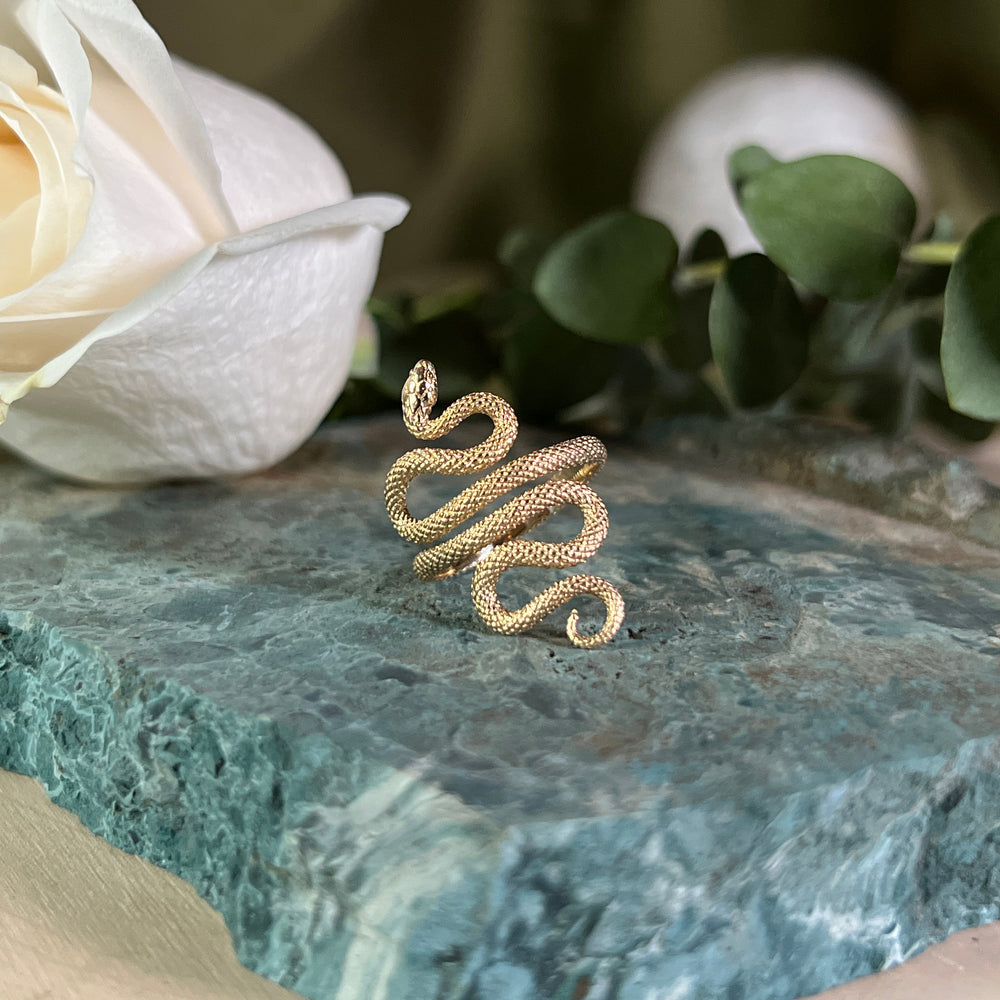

left=0, top=0, right=408, bottom=483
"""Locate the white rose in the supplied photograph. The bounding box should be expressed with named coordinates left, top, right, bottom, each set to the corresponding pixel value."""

left=634, top=57, right=932, bottom=255
left=0, top=0, right=408, bottom=483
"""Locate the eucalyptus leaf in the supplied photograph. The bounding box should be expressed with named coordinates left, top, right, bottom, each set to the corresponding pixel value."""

left=671, top=228, right=727, bottom=372
left=941, top=215, right=1000, bottom=420
left=503, top=306, right=620, bottom=421
left=732, top=149, right=917, bottom=300
left=411, top=282, right=486, bottom=324
left=533, top=210, right=678, bottom=343
left=683, top=227, right=727, bottom=265
left=368, top=293, right=411, bottom=330
left=672, top=288, right=715, bottom=373
left=708, top=253, right=809, bottom=407
left=812, top=296, right=890, bottom=369
left=876, top=296, right=944, bottom=341
left=727, top=144, right=779, bottom=195
left=498, top=227, right=552, bottom=290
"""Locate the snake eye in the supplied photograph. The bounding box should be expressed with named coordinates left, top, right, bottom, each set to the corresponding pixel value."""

left=408, top=361, right=437, bottom=410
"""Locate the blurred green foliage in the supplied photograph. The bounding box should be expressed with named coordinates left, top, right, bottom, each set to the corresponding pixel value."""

left=333, top=147, right=999, bottom=443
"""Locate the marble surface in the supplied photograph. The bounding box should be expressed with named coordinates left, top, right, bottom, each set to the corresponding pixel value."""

left=4, top=766, right=1000, bottom=1000
left=2, top=416, right=1000, bottom=999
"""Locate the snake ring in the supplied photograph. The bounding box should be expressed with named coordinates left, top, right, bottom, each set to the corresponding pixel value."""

left=384, top=359, right=625, bottom=648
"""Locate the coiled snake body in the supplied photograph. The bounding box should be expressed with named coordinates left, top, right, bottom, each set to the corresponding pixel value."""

left=384, top=360, right=625, bottom=648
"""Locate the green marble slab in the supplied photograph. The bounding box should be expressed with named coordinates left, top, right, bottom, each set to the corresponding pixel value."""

left=2, top=416, right=1000, bottom=1000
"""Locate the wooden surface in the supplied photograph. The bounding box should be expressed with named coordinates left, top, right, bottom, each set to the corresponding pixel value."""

left=0, top=765, right=997, bottom=999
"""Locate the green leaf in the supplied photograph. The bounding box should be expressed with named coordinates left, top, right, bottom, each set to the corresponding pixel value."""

left=732, top=149, right=917, bottom=300
left=368, top=293, right=411, bottom=331
left=684, top=227, right=727, bottom=265
left=811, top=295, right=892, bottom=370
left=411, top=282, right=486, bottom=324
left=533, top=210, right=678, bottom=343
left=502, top=306, right=620, bottom=422
left=727, top=144, right=779, bottom=195
left=941, top=215, right=1000, bottom=419
left=671, top=228, right=726, bottom=372
left=498, top=228, right=552, bottom=290
left=708, top=253, right=809, bottom=407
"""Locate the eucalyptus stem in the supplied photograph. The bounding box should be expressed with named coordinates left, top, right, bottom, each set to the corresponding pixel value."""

left=675, top=257, right=727, bottom=289
left=902, top=240, right=962, bottom=266
left=676, top=239, right=963, bottom=288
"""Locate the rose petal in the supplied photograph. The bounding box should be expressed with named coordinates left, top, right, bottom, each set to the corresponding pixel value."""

left=173, top=58, right=351, bottom=232
left=0, top=22, right=409, bottom=478
left=12, top=0, right=92, bottom=130
left=218, top=195, right=410, bottom=255
left=0, top=188, right=407, bottom=396
left=0, top=46, right=408, bottom=392
left=2, top=101, right=206, bottom=319
left=0, top=306, right=111, bottom=372
left=51, top=0, right=238, bottom=238
left=0, top=216, right=395, bottom=481
left=0, top=196, right=39, bottom=298
left=0, top=52, right=407, bottom=379
left=0, top=136, right=37, bottom=220
left=0, top=51, right=90, bottom=285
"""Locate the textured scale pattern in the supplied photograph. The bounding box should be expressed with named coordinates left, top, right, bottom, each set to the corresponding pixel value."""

left=384, top=359, right=625, bottom=648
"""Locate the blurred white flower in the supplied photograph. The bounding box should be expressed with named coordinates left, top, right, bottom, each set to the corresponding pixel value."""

left=634, top=57, right=931, bottom=255
left=0, top=0, right=407, bottom=483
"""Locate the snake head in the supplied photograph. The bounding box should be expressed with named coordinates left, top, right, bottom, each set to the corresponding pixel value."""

left=403, top=359, right=437, bottom=425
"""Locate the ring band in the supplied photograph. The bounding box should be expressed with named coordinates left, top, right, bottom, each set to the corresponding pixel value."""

left=384, top=359, right=625, bottom=648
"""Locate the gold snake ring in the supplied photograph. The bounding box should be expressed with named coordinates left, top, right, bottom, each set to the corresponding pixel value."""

left=384, top=359, right=625, bottom=648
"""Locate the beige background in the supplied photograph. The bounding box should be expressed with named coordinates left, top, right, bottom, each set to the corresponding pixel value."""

left=134, top=0, right=1000, bottom=282
left=0, top=769, right=295, bottom=1000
